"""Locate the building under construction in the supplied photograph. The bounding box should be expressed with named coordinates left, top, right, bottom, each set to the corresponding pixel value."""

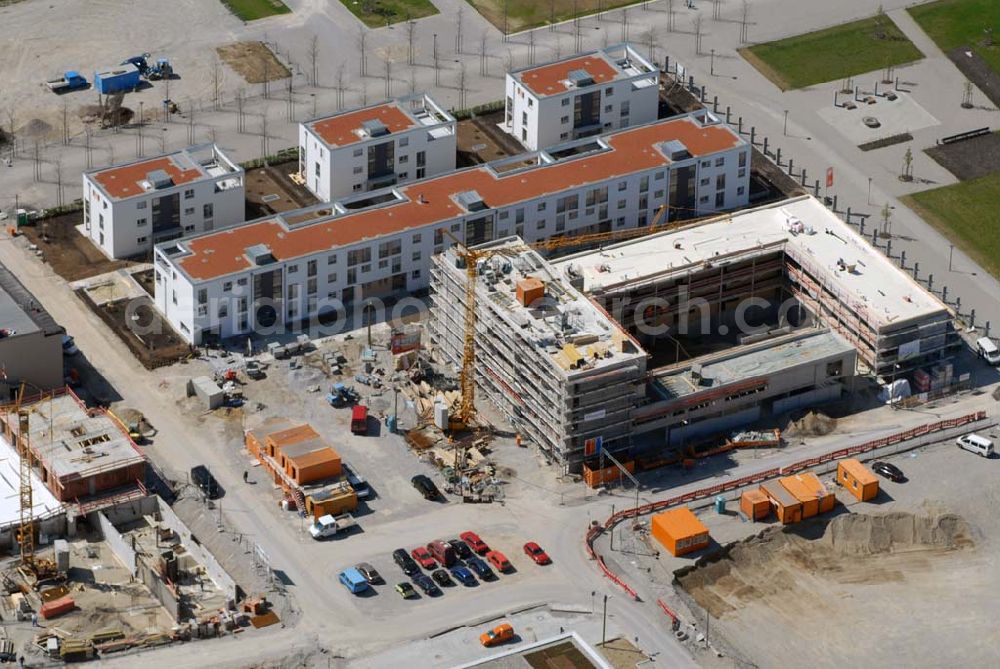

left=428, top=196, right=958, bottom=471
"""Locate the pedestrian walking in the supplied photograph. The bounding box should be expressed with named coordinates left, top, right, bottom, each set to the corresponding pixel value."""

left=31, top=612, right=38, bottom=627
left=243, top=470, right=248, bottom=483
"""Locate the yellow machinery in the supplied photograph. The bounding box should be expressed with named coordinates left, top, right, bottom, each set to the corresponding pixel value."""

left=445, top=203, right=708, bottom=427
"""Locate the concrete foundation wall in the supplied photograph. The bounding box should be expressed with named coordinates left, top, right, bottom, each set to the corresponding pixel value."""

left=137, top=557, right=180, bottom=621
left=669, top=406, right=761, bottom=447
left=155, top=499, right=237, bottom=603
left=96, top=511, right=136, bottom=574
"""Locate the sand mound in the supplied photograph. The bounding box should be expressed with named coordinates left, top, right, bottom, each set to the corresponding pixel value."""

left=784, top=410, right=836, bottom=437
left=822, top=511, right=971, bottom=555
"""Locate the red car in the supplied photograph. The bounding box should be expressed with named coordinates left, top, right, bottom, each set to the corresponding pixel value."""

left=486, top=550, right=512, bottom=573
left=523, top=542, right=551, bottom=565
left=410, top=546, right=436, bottom=569
left=460, top=531, right=490, bottom=555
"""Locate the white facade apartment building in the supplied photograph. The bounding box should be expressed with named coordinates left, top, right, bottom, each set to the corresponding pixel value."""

left=299, top=94, right=456, bottom=202
left=153, top=112, right=748, bottom=345
left=83, top=144, right=244, bottom=259
left=505, top=44, right=659, bottom=151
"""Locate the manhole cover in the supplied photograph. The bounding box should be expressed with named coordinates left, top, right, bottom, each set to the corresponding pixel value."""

left=863, top=116, right=881, bottom=128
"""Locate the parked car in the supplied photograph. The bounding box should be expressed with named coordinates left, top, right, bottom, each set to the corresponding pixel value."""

left=523, top=542, right=551, bottom=565
left=486, top=550, right=512, bottom=573
left=338, top=568, right=370, bottom=594
left=351, top=404, right=369, bottom=434
left=871, top=461, right=905, bottom=483
left=411, top=546, right=437, bottom=570
left=308, top=513, right=356, bottom=540
left=190, top=465, right=221, bottom=500
left=450, top=565, right=477, bottom=586
left=343, top=463, right=370, bottom=499
left=431, top=569, right=454, bottom=587
left=393, top=548, right=420, bottom=576
left=956, top=433, right=994, bottom=458
left=412, top=573, right=440, bottom=596
left=480, top=623, right=514, bottom=647
left=460, top=531, right=490, bottom=555
left=61, top=334, right=79, bottom=356
left=411, top=474, right=441, bottom=500
left=395, top=582, right=418, bottom=599
left=448, top=538, right=473, bottom=560
left=465, top=556, right=495, bottom=581
left=356, top=562, right=382, bottom=585
left=427, top=540, right=457, bottom=567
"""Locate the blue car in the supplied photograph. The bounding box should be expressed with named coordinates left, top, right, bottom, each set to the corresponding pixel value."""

left=412, top=573, right=441, bottom=596
left=450, top=565, right=477, bottom=586
left=466, top=556, right=495, bottom=581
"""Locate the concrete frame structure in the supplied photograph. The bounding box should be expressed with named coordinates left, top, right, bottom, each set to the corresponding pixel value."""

left=152, top=112, right=748, bottom=345
left=0, top=263, right=64, bottom=399
left=429, top=239, right=648, bottom=466
left=83, top=144, right=244, bottom=259
left=0, top=388, right=146, bottom=504
left=299, top=94, right=456, bottom=201
left=505, top=44, right=659, bottom=150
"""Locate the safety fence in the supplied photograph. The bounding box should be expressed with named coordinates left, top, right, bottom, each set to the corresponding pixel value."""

left=585, top=411, right=988, bottom=602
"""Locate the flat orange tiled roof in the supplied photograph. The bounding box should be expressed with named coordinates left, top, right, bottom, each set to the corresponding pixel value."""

left=177, top=117, right=743, bottom=282
left=517, top=54, right=620, bottom=96
left=309, top=103, right=417, bottom=147
left=92, top=156, right=204, bottom=199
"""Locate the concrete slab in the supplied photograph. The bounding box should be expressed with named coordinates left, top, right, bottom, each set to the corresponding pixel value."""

left=816, top=91, right=939, bottom=145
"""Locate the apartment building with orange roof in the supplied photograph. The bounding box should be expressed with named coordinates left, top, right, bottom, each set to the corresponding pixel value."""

left=298, top=93, right=456, bottom=201
left=505, top=44, right=659, bottom=150
left=82, top=143, right=244, bottom=259
left=152, top=111, right=749, bottom=345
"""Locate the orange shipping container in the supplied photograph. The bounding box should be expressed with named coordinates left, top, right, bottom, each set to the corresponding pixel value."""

left=779, top=475, right=821, bottom=518
left=651, top=507, right=710, bottom=557
left=41, top=596, right=75, bottom=619
left=760, top=481, right=802, bottom=524
left=795, top=472, right=836, bottom=514
left=740, top=488, right=770, bottom=521
left=516, top=278, right=545, bottom=307
left=837, top=459, right=879, bottom=502
left=582, top=460, right=636, bottom=488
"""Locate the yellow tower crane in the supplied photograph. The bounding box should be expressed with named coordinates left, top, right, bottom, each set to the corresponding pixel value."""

left=444, top=203, right=707, bottom=427
left=8, top=383, right=54, bottom=577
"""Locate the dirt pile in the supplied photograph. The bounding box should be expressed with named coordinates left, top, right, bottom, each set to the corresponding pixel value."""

left=784, top=410, right=836, bottom=437
left=677, top=512, right=973, bottom=618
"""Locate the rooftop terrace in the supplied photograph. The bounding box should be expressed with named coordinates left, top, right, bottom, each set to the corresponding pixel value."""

left=87, top=144, right=240, bottom=201
left=306, top=94, right=454, bottom=148
left=511, top=44, right=656, bottom=97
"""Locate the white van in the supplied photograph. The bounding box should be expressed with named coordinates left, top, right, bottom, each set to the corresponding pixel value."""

left=977, top=337, right=1000, bottom=366
left=956, top=433, right=994, bottom=458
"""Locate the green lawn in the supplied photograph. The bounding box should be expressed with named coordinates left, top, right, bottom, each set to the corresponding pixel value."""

left=742, top=16, right=924, bottom=90
left=339, top=0, right=438, bottom=27
left=221, top=0, right=291, bottom=21
left=904, top=172, right=1000, bottom=278
left=909, top=0, right=1000, bottom=75
left=466, top=0, right=645, bottom=34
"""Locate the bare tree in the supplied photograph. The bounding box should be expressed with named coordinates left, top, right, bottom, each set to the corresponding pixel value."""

left=549, top=0, right=556, bottom=30
left=309, top=35, right=319, bottom=86
left=503, top=0, right=509, bottom=42
left=668, top=0, right=675, bottom=32
left=212, top=59, right=221, bottom=110
left=433, top=33, right=441, bottom=86
left=359, top=28, right=368, bottom=77
left=407, top=19, right=416, bottom=66
left=713, top=0, right=721, bottom=20
left=261, top=111, right=269, bottom=164
left=335, top=65, right=346, bottom=110
left=645, top=29, right=655, bottom=62
left=740, top=1, right=750, bottom=43
left=555, top=35, right=563, bottom=59
left=61, top=101, right=69, bottom=145
left=456, top=5, right=465, bottom=53
left=694, top=15, right=703, bottom=55
left=621, top=8, right=629, bottom=42
left=384, top=57, right=392, bottom=98
left=458, top=62, right=468, bottom=109
left=529, top=30, right=536, bottom=65
left=408, top=66, right=417, bottom=94
left=480, top=31, right=489, bottom=76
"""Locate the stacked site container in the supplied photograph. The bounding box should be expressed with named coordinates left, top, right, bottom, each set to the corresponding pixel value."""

left=837, top=459, right=879, bottom=501
left=795, top=472, right=836, bottom=514
left=778, top=473, right=834, bottom=519
left=740, top=488, right=770, bottom=520
left=583, top=460, right=636, bottom=488
left=760, top=480, right=802, bottom=524
left=651, top=507, right=710, bottom=557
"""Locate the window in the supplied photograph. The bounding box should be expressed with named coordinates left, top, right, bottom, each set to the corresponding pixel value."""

left=172, top=290, right=177, bottom=305
left=700, top=177, right=710, bottom=186
left=555, top=220, right=564, bottom=232
left=203, top=203, right=213, bottom=219
left=315, top=162, right=321, bottom=177
left=528, top=98, right=533, bottom=108
left=307, top=278, right=317, bottom=294
left=654, top=190, right=664, bottom=199
left=399, top=154, right=408, bottom=164
left=655, top=171, right=665, bottom=180
left=347, top=268, right=356, bottom=283
left=620, top=101, right=630, bottom=117
left=411, top=269, right=421, bottom=279
left=399, top=172, right=408, bottom=180
left=412, top=233, right=422, bottom=244
left=605, top=87, right=614, bottom=96
left=99, top=214, right=104, bottom=229
left=515, top=208, right=524, bottom=224
left=238, top=297, right=247, bottom=313
left=328, top=273, right=337, bottom=283
left=184, top=224, right=195, bottom=232
left=617, top=199, right=627, bottom=209
left=738, top=168, right=746, bottom=178
left=288, top=264, right=299, bottom=273
left=701, top=160, right=711, bottom=168
left=416, top=168, right=425, bottom=179
left=739, top=151, right=747, bottom=168
left=348, top=248, right=371, bottom=266
left=561, top=98, right=570, bottom=106
left=327, top=254, right=337, bottom=265
left=616, top=217, right=625, bottom=227
left=639, top=176, right=649, bottom=193
left=197, top=289, right=207, bottom=305
left=137, top=236, right=147, bottom=244
left=353, top=166, right=363, bottom=174
left=604, top=105, right=613, bottom=113
left=522, top=128, right=527, bottom=141
left=715, top=157, right=725, bottom=167
left=399, top=137, right=408, bottom=147
left=218, top=303, right=228, bottom=318
left=223, top=281, right=232, bottom=292
left=416, top=151, right=425, bottom=167
left=737, top=186, right=745, bottom=196
left=537, top=202, right=546, bottom=212
left=184, top=207, right=195, bottom=216
left=137, top=218, right=147, bottom=227
left=378, top=239, right=402, bottom=258
left=307, top=259, right=317, bottom=276
left=716, top=174, right=726, bottom=190
left=536, top=220, right=545, bottom=230
left=618, top=181, right=627, bottom=191
left=237, top=277, right=248, bottom=286
left=353, top=184, right=363, bottom=191
left=559, top=132, right=569, bottom=140
left=561, top=116, right=569, bottom=124
left=353, top=148, right=363, bottom=157
left=137, top=201, right=147, bottom=210
left=699, top=195, right=709, bottom=204
left=412, top=251, right=421, bottom=261
left=522, top=111, right=528, bottom=125
left=184, top=189, right=194, bottom=199
left=715, top=191, right=725, bottom=207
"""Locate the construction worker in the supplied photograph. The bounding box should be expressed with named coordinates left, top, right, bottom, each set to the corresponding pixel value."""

left=243, top=470, right=249, bottom=483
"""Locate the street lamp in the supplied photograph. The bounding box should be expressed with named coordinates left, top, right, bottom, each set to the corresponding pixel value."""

left=602, top=594, right=609, bottom=646
left=949, top=244, right=955, bottom=271
left=867, top=177, right=873, bottom=205
left=783, top=109, right=788, bottom=136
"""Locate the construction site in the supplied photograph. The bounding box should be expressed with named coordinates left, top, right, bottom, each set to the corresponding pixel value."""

left=427, top=194, right=964, bottom=476
left=0, top=388, right=274, bottom=664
